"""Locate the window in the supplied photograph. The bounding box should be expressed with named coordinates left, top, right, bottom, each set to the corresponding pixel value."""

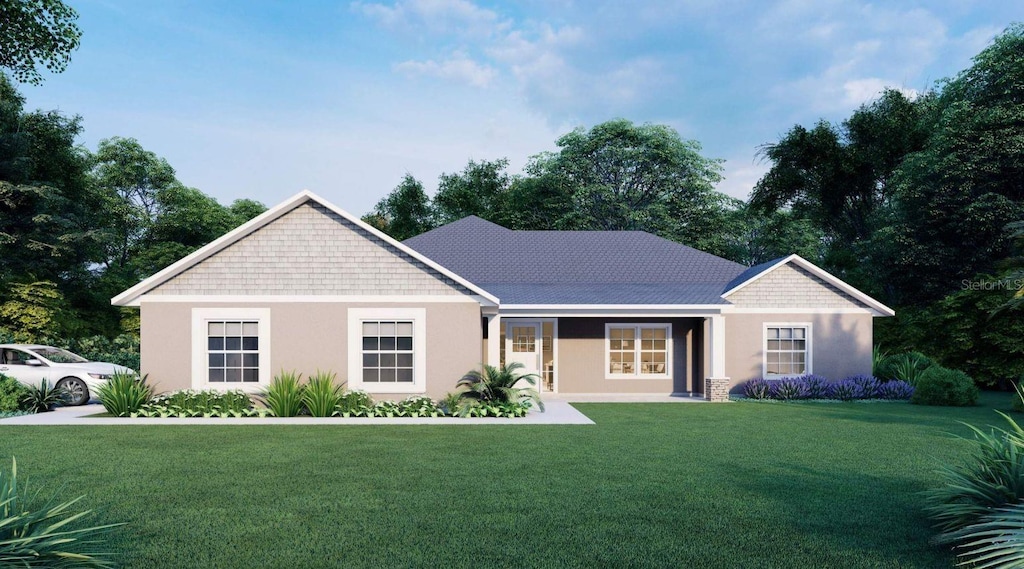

left=361, top=321, right=414, bottom=384
left=606, top=324, right=671, bottom=378
left=349, top=308, right=426, bottom=393
left=191, top=308, right=270, bottom=390
left=764, top=324, right=811, bottom=376
left=207, top=321, right=260, bottom=383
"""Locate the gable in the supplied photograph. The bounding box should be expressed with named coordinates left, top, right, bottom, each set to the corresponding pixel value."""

left=145, top=201, right=475, bottom=297
left=724, top=262, right=871, bottom=311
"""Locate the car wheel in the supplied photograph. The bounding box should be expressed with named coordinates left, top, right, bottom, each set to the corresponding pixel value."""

left=56, top=377, right=90, bottom=406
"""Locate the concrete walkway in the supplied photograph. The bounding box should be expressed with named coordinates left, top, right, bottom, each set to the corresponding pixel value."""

left=0, top=400, right=594, bottom=426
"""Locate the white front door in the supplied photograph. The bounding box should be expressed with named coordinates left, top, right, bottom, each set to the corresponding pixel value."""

left=505, top=322, right=542, bottom=390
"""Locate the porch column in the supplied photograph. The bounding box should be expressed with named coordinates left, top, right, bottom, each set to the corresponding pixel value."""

left=486, top=314, right=501, bottom=367
left=705, top=315, right=731, bottom=402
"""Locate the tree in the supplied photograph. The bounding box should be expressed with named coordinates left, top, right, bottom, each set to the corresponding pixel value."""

left=0, top=280, right=72, bottom=341
left=0, top=0, right=82, bottom=84
left=524, top=119, right=729, bottom=249
left=433, top=158, right=513, bottom=225
left=364, top=174, right=435, bottom=240
left=876, top=24, right=1024, bottom=304
left=751, top=89, right=928, bottom=288
left=721, top=205, right=824, bottom=266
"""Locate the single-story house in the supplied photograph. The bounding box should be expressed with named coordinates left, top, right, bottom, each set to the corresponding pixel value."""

left=112, top=190, right=894, bottom=401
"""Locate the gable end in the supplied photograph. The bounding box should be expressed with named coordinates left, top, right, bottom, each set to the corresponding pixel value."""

left=725, top=262, right=868, bottom=311
left=146, top=202, right=476, bottom=297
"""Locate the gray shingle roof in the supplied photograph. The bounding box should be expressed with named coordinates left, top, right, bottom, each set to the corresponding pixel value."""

left=723, top=257, right=785, bottom=293
left=404, top=216, right=750, bottom=305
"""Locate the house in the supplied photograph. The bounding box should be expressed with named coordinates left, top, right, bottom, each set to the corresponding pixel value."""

left=111, top=190, right=894, bottom=401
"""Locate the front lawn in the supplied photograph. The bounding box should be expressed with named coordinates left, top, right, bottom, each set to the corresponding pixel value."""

left=1, top=393, right=1013, bottom=568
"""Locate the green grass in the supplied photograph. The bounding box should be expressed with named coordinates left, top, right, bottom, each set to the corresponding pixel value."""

left=0, top=392, right=1015, bottom=568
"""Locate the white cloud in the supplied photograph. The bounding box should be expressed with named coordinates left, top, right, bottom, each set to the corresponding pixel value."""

left=352, top=0, right=509, bottom=38
left=718, top=159, right=769, bottom=200
left=395, top=53, right=498, bottom=87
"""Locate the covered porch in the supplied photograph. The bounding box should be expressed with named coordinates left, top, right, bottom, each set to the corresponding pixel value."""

left=482, top=308, right=729, bottom=401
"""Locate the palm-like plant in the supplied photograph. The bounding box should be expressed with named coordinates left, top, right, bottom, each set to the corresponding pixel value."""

left=455, top=362, right=543, bottom=412
left=949, top=504, right=1024, bottom=569
left=20, top=379, right=68, bottom=413
left=1, top=457, right=124, bottom=568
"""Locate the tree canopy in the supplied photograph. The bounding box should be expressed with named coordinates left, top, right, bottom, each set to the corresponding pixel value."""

left=0, top=0, right=81, bottom=84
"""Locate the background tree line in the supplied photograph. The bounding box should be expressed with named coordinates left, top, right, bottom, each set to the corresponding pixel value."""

left=367, top=24, right=1024, bottom=388
left=1, top=2, right=1020, bottom=388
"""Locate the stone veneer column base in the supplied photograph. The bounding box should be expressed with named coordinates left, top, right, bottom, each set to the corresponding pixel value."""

left=704, top=377, right=732, bottom=402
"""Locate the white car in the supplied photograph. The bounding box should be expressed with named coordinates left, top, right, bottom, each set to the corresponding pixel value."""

left=0, top=344, right=135, bottom=406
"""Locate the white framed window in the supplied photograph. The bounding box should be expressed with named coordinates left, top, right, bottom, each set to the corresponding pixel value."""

left=191, top=308, right=271, bottom=391
left=763, top=323, right=812, bottom=377
left=605, top=323, right=672, bottom=379
left=348, top=308, right=426, bottom=393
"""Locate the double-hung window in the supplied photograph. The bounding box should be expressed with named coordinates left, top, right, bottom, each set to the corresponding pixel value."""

left=349, top=308, right=426, bottom=393
left=191, top=308, right=271, bottom=390
left=764, top=324, right=811, bottom=377
left=606, top=324, right=671, bottom=378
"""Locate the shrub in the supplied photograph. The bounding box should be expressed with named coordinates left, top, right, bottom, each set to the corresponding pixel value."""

left=772, top=377, right=808, bottom=400
left=438, top=392, right=463, bottom=416
left=20, top=379, right=68, bottom=413
left=260, top=371, right=304, bottom=417
left=803, top=374, right=830, bottom=399
left=456, top=362, right=543, bottom=412
left=872, top=345, right=889, bottom=379
left=912, top=366, right=979, bottom=406
left=743, top=378, right=771, bottom=399
left=829, top=380, right=860, bottom=401
left=337, top=390, right=373, bottom=416
left=302, top=370, right=343, bottom=418
left=945, top=504, right=1024, bottom=569
left=0, top=374, right=30, bottom=412
left=883, top=351, right=935, bottom=385
left=925, top=423, right=1024, bottom=536
left=96, top=372, right=153, bottom=417
left=151, top=389, right=252, bottom=414
left=397, top=396, right=440, bottom=418
left=66, top=334, right=140, bottom=371
left=460, top=401, right=532, bottom=418
left=847, top=374, right=881, bottom=399
left=877, top=380, right=915, bottom=400
left=1, top=457, right=123, bottom=567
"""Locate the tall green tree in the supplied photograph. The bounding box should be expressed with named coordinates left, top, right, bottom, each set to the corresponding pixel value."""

left=751, top=89, right=928, bottom=290
left=433, top=158, right=513, bottom=225
left=364, top=174, right=435, bottom=241
left=876, top=24, right=1024, bottom=304
left=0, top=0, right=81, bottom=84
left=524, top=119, right=731, bottom=252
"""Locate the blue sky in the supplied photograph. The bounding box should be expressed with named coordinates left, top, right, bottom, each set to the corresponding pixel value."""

left=20, top=1, right=1022, bottom=214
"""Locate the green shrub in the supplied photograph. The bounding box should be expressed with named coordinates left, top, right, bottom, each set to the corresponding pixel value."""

left=302, top=371, right=343, bottom=417
left=946, top=504, right=1024, bottom=569
left=96, top=372, right=154, bottom=417
left=456, top=362, right=544, bottom=413
left=337, top=389, right=373, bottom=416
left=66, top=334, right=140, bottom=371
left=20, top=379, right=68, bottom=413
left=438, top=392, right=463, bottom=416
left=880, top=351, right=935, bottom=384
left=260, top=371, right=304, bottom=417
left=911, top=366, right=979, bottom=406
left=924, top=423, right=1024, bottom=535
left=0, top=374, right=30, bottom=412
left=1, top=457, right=123, bottom=567
left=133, top=389, right=257, bottom=417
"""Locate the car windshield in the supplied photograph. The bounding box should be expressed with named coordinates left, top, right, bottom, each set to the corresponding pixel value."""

left=32, top=347, right=88, bottom=364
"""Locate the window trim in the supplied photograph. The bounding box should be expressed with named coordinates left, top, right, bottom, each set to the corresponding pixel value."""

left=762, top=322, right=813, bottom=378
left=191, top=308, right=271, bottom=392
left=604, top=323, right=672, bottom=380
left=348, top=307, right=427, bottom=394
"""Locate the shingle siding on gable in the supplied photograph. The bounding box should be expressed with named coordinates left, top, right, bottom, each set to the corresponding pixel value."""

left=725, top=263, right=867, bottom=310
left=147, top=202, right=473, bottom=297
